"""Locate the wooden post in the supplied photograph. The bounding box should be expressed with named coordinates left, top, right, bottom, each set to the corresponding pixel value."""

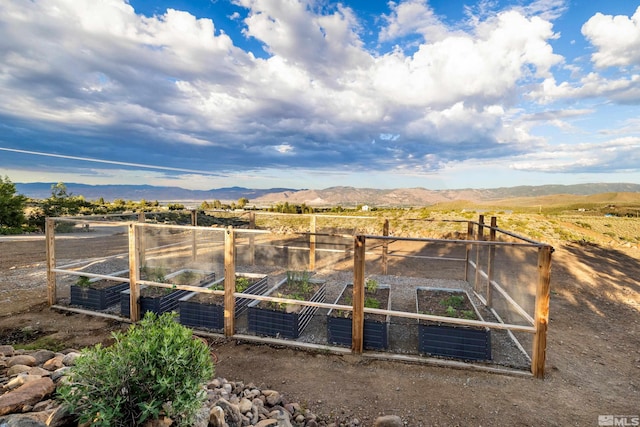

left=191, top=209, right=198, bottom=261
left=137, top=212, right=146, bottom=267
left=224, top=226, right=236, bottom=337
left=128, top=223, right=141, bottom=322
left=249, top=212, right=256, bottom=265
left=464, top=221, right=474, bottom=281
left=532, top=245, right=552, bottom=378
left=486, top=216, right=497, bottom=306
left=382, top=219, right=389, bottom=275
left=474, top=215, right=485, bottom=292
left=309, top=215, right=316, bottom=271
left=45, top=218, right=56, bottom=306
left=352, top=235, right=366, bottom=353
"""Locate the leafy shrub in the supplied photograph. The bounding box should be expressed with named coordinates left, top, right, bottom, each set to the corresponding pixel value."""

left=58, top=312, right=214, bottom=426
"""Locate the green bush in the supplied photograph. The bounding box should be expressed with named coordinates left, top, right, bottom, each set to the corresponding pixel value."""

left=58, top=312, right=214, bottom=426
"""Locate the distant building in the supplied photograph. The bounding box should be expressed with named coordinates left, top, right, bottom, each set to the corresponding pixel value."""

left=361, top=205, right=369, bottom=212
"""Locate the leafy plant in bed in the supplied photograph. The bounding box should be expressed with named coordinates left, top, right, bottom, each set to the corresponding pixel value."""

left=120, top=266, right=216, bottom=317
left=179, top=273, right=268, bottom=330
left=70, top=270, right=130, bottom=310
left=416, top=287, right=491, bottom=361
left=247, top=270, right=326, bottom=339
left=327, top=279, right=391, bottom=350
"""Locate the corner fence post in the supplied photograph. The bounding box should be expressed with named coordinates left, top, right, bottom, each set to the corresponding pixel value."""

left=532, top=245, right=552, bottom=378
left=128, top=222, right=141, bottom=322
left=224, top=226, right=236, bottom=337
left=46, top=218, right=56, bottom=306
left=352, top=235, right=366, bottom=353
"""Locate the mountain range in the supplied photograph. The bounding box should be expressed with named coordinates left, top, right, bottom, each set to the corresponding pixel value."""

left=14, top=182, right=640, bottom=207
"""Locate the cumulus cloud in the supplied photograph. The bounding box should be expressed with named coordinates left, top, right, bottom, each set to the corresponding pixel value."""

left=582, top=6, right=640, bottom=68
left=1, top=0, right=627, bottom=182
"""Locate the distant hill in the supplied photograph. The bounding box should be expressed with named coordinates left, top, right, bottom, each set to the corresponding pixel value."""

left=14, top=183, right=298, bottom=202
left=15, top=182, right=640, bottom=207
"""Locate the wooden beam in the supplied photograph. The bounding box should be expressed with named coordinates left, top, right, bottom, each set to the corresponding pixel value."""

left=382, top=219, right=389, bottom=275
left=191, top=209, right=198, bottom=261
left=224, top=226, right=236, bottom=337
left=474, top=215, right=485, bottom=293
left=487, top=216, right=497, bottom=306
left=137, top=212, right=145, bottom=267
left=309, top=215, right=316, bottom=271
left=464, top=221, right=473, bottom=281
left=532, top=245, right=552, bottom=378
left=128, top=223, right=141, bottom=322
left=352, top=235, right=366, bottom=353
left=45, top=218, right=56, bottom=306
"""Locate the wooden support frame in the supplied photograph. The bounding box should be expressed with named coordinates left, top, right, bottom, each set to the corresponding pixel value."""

left=191, top=209, right=198, bottom=261
left=532, top=245, right=552, bottom=378
left=352, top=235, right=366, bottom=353
left=224, top=226, right=236, bottom=336
left=137, top=212, right=146, bottom=267
left=128, top=223, right=141, bottom=322
left=46, top=218, right=56, bottom=306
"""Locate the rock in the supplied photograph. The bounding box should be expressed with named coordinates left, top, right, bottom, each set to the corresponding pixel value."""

left=61, top=353, right=80, bottom=367
left=46, top=405, right=77, bottom=427
left=238, top=397, right=252, bottom=414
left=4, top=375, right=44, bottom=391
left=209, top=406, right=228, bottom=427
left=0, top=378, right=55, bottom=416
left=215, top=399, right=242, bottom=427
left=6, top=356, right=37, bottom=368
left=373, top=415, right=403, bottom=427
left=263, top=390, right=282, bottom=406
left=0, top=345, right=15, bottom=357
left=30, top=350, right=55, bottom=366
left=0, top=413, right=49, bottom=426
left=141, top=416, right=173, bottom=427
left=50, top=367, right=69, bottom=382
left=6, top=365, right=32, bottom=377
left=191, top=405, right=211, bottom=427
left=274, top=408, right=293, bottom=427
left=26, top=367, right=51, bottom=377
left=42, top=357, right=64, bottom=371
left=254, top=420, right=278, bottom=427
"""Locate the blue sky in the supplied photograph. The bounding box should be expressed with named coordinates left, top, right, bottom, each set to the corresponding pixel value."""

left=0, top=0, right=639, bottom=191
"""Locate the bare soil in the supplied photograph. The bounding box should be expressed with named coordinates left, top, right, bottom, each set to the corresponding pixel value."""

left=1, top=233, right=640, bottom=426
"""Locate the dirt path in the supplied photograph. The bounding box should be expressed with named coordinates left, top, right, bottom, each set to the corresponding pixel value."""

left=1, top=234, right=639, bottom=426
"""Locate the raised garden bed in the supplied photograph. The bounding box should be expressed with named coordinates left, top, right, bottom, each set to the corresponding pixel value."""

left=416, top=287, right=491, bottom=361
left=179, top=273, right=269, bottom=330
left=326, top=281, right=391, bottom=350
left=70, top=270, right=130, bottom=310
left=121, top=269, right=216, bottom=318
left=247, top=271, right=326, bottom=339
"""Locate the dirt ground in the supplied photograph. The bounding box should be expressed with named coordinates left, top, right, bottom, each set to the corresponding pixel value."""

left=1, top=232, right=639, bottom=426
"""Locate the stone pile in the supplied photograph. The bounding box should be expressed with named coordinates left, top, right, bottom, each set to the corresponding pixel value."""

left=0, top=345, right=403, bottom=427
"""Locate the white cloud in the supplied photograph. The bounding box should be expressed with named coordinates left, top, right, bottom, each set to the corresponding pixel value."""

left=582, top=6, right=640, bottom=68
left=379, top=0, right=450, bottom=43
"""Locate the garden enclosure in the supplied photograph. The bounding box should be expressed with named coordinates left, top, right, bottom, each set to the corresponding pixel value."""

left=45, top=211, right=552, bottom=378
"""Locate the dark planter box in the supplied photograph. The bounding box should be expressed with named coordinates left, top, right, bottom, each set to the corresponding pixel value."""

left=179, top=273, right=268, bottom=330
left=70, top=270, right=130, bottom=310
left=121, top=269, right=215, bottom=318
left=247, top=276, right=326, bottom=339
left=326, top=284, right=391, bottom=350
left=416, top=287, right=491, bottom=361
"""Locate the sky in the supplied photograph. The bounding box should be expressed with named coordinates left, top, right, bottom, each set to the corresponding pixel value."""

left=0, top=0, right=639, bottom=191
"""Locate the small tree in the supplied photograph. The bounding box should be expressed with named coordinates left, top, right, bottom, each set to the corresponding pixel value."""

left=0, top=176, right=26, bottom=231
